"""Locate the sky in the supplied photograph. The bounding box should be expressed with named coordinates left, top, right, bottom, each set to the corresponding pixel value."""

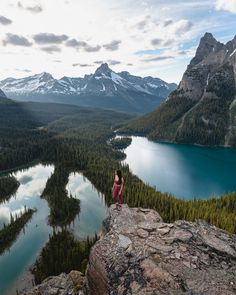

left=0, top=0, right=236, bottom=83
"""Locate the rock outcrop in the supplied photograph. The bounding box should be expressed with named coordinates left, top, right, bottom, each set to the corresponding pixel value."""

left=86, top=204, right=236, bottom=295
left=21, top=271, right=85, bottom=295
left=22, top=205, right=236, bottom=295
left=122, top=33, right=236, bottom=147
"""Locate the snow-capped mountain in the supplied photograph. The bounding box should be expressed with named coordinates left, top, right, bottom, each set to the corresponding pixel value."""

left=0, top=88, right=6, bottom=98
left=0, top=64, right=177, bottom=113
left=0, top=72, right=66, bottom=95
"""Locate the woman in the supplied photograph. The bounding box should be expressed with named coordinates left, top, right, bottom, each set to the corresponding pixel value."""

left=112, top=170, right=124, bottom=210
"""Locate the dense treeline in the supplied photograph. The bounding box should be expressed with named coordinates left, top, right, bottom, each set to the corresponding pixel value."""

left=228, top=98, right=236, bottom=146
left=175, top=98, right=231, bottom=146
left=0, top=175, right=19, bottom=203
left=120, top=86, right=236, bottom=147
left=0, top=102, right=133, bottom=171
left=0, top=128, right=53, bottom=171
left=0, top=208, right=35, bottom=254
left=109, top=136, right=132, bottom=150
left=1, top=99, right=236, bottom=237
left=1, top=97, right=236, bottom=290
left=45, top=115, right=236, bottom=234
left=41, top=165, right=80, bottom=226
left=32, top=230, right=97, bottom=284
left=85, top=160, right=236, bottom=233
left=119, top=95, right=196, bottom=140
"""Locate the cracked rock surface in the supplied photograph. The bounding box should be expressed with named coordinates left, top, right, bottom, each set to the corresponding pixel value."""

left=86, top=204, right=236, bottom=295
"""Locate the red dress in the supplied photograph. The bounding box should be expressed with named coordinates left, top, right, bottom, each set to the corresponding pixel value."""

left=113, top=177, right=124, bottom=204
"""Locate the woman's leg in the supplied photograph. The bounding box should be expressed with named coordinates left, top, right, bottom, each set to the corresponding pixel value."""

left=117, top=194, right=123, bottom=210
left=113, top=193, right=119, bottom=209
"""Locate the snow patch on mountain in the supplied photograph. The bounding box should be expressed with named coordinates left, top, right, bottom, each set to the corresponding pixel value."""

left=110, top=72, right=126, bottom=87
left=0, top=63, right=177, bottom=99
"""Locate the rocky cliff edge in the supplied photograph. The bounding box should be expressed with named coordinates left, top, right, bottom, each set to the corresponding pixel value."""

left=23, top=204, right=236, bottom=295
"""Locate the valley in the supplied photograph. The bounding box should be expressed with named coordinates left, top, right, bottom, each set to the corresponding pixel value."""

left=1, top=0, right=236, bottom=292
left=0, top=15, right=235, bottom=292
left=1, top=87, right=236, bottom=293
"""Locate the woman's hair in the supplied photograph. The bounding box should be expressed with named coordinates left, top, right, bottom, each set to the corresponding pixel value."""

left=116, top=170, right=122, bottom=185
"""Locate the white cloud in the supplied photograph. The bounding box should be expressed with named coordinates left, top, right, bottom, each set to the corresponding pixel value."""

left=17, top=1, right=43, bottom=14
left=0, top=0, right=235, bottom=83
left=2, top=33, right=32, bottom=46
left=66, top=173, right=90, bottom=197
left=13, top=164, right=54, bottom=199
left=0, top=15, right=12, bottom=25
left=0, top=206, right=26, bottom=225
left=215, top=0, right=236, bottom=13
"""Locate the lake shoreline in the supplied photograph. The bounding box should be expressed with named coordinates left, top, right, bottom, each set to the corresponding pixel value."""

left=117, top=132, right=236, bottom=150
left=122, top=136, right=236, bottom=200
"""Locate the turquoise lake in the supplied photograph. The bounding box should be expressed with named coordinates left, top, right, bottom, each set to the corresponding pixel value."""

left=1, top=137, right=236, bottom=294
left=124, top=136, right=236, bottom=199
left=0, top=165, right=107, bottom=295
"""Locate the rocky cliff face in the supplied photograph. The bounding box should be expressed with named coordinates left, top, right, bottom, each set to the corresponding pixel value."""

left=122, top=33, right=236, bottom=146
left=178, top=32, right=235, bottom=105
left=86, top=204, right=236, bottom=295
left=23, top=205, right=236, bottom=295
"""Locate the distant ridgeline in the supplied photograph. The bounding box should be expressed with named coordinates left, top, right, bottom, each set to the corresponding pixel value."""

left=121, top=33, right=236, bottom=147
left=0, top=64, right=177, bottom=114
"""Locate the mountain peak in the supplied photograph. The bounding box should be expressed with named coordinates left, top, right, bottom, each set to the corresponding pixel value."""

left=126, top=34, right=236, bottom=146
left=199, top=32, right=220, bottom=49
left=94, top=63, right=112, bottom=77
left=202, top=32, right=215, bottom=41
left=98, top=63, right=110, bottom=70
left=33, top=72, right=54, bottom=80
left=189, top=32, right=223, bottom=67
